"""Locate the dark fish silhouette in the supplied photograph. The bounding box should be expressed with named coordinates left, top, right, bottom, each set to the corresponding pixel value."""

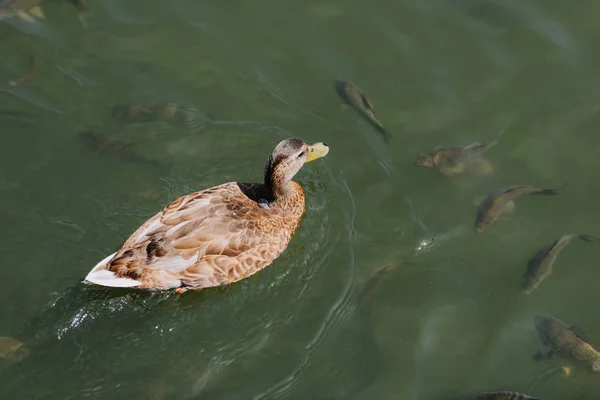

left=475, top=185, right=561, bottom=232
left=334, top=79, right=391, bottom=142
left=465, top=391, right=539, bottom=400
left=78, top=131, right=159, bottom=167
left=415, top=129, right=506, bottom=175
left=358, top=263, right=397, bottom=302
left=534, top=314, right=600, bottom=373
left=521, top=234, right=599, bottom=294
left=110, top=103, right=206, bottom=131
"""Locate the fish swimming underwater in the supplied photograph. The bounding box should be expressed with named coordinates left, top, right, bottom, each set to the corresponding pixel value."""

left=334, top=79, right=391, bottom=142
left=475, top=185, right=562, bottom=232
left=534, top=314, right=600, bottom=373
left=110, top=103, right=207, bottom=132
left=78, top=131, right=160, bottom=167
left=415, top=129, right=506, bottom=176
left=521, top=234, right=599, bottom=294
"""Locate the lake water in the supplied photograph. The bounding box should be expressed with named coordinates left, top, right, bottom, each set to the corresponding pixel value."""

left=1, top=0, right=600, bottom=399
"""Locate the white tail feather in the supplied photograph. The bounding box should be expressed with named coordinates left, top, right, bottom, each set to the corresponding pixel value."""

left=84, top=252, right=140, bottom=288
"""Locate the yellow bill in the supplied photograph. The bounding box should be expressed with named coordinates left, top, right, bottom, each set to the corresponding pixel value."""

left=306, top=142, right=329, bottom=162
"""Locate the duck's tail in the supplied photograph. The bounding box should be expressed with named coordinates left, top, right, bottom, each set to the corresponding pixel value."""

left=83, top=252, right=141, bottom=288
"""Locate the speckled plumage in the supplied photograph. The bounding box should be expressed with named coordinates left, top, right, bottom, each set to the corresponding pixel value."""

left=84, top=138, right=328, bottom=291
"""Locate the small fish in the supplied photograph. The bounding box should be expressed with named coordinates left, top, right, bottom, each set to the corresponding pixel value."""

left=465, top=391, right=539, bottom=400
left=534, top=314, right=600, bottom=373
left=334, top=79, right=391, bottom=142
left=0, top=336, right=22, bottom=358
left=110, top=103, right=205, bottom=131
left=521, top=234, right=599, bottom=294
left=78, top=131, right=160, bottom=167
left=475, top=185, right=562, bottom=232
left=415, top=129, right=506, bottom=174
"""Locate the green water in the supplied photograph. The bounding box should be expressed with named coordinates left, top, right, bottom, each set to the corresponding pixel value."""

left=1, top=0, right=600, bottom=398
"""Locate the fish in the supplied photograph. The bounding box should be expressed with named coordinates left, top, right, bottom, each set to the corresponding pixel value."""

left=475, top=185, right=562, bottom=232
left=415, top=129, right=506, bottom=175
left=521, top=234, right=599, bottom=294
left=465, top=391, right=539, bottom=400
left=110, top=103, right=206, bottom=131
left=534, top=314, right=600, bottom=373
left=358, top=263, right=397, bottom=302
left=78, top=131, right=160, bottom=167
left=334, top=79, right=391, bottom=142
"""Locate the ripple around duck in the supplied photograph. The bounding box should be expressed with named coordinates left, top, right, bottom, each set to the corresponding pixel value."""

left=4, top=0, right=600, bottom=398
left=252, top=169, right=381, bottom=400
left=0, top=149, right=358, bottom=400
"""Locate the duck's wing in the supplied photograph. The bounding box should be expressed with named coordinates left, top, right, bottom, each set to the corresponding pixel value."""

left=85, top=182, right=288, bottom=290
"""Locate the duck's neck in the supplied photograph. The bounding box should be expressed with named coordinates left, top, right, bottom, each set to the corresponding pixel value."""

left=264, top=162, right=297, bottom=206
left=264, top=175, right=295, bottom=204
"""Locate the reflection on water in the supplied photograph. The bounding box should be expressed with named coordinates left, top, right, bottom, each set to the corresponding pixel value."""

left=1, top=0, right=600, bottom=399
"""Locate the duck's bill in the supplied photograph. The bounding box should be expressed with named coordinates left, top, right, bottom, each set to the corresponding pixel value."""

left=306, top=142, right=329, bottom=162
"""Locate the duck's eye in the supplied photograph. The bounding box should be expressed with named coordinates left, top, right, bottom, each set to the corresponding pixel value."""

left=298, top=151, right=306, bottom=158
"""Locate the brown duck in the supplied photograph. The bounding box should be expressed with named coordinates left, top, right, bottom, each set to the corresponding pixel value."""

left=84, top=138, right=329, bottom=292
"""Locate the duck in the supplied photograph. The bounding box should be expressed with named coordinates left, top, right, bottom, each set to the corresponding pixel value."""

left=84, top=138, right=329, bottom=293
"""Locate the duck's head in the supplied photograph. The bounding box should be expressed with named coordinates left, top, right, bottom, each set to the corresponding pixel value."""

left=264, top=138, right=329, bottom=200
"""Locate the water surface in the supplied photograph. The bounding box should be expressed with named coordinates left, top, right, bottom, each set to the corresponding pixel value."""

left=1, top=0, right=600, bottom=399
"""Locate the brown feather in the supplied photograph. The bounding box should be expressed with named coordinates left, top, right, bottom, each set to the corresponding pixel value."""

left=86, top=139, right=325, bottom=291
